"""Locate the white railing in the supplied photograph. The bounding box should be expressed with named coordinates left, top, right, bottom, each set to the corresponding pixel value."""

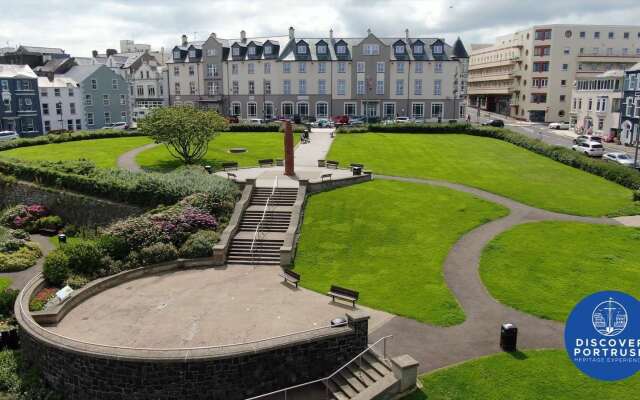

left=245, top=335, right=393, bottom=400
left=250, top=176, right=278, bottom=264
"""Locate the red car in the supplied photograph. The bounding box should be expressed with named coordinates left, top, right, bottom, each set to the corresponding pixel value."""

left=226, top=116, right=239, bottom=124
left=331, top=115, right=349, bottom=126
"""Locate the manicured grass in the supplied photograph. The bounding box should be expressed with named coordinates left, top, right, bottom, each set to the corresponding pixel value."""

left=0, top=136, right=153, bottom=169
left=404, top=350, right=640, bottom=399
left=293, top=180, right=508, bottom=325
left=480, top=221, right=640, bottom=321
left=328, top=133, right=636, bottom=216
left=0, top=278, right=11, bottom=292
left=136, top=132, right=299, bottom=172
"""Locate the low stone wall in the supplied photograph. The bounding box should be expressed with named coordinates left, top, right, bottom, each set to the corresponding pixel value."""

left=306, top=173, right=372, bottom=193
left=16, top=266, right=370, bottom=400
left=0, top=180, right=143, bottom=226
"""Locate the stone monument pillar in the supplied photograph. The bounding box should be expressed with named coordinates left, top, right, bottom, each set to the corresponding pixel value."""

left=284, top=121, right=295, bottom=176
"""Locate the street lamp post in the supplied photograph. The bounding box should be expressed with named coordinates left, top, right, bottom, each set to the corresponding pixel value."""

left=57, top=101, right=63, bottom=130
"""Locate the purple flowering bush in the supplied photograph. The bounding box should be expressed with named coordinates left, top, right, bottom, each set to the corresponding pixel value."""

left=0, top=204, right=57, bottom=232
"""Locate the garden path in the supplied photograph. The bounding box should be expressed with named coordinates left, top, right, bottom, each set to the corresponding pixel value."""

left=369, top=175, right=619, bottom=373
left=1, top=234, right=55, bottom=290
left=116, top=143, right=160, bottom=172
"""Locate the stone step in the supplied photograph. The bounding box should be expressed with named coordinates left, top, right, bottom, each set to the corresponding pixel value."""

left=362, top=353, right=390, bottom=377
left=347, top=363, right=376, bottom=387
left=330, top=374, right=357, bottom=399
left=339, top=368, right=366, bottom=393
left=327, top=380, right=350, bottom=400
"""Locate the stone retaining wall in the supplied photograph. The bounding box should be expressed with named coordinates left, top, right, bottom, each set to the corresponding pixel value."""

left=0, top=180, right=144, bottom=226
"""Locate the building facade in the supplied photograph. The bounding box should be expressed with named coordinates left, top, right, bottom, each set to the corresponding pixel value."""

left=121, top=53, right=169, bottom=122
left=620, top=63, right=640, bottom=146
left=38, top=76, right=84, bottom=132
left=0, top=64, right=42, bottom=136
left=570, top=70, right=624, bottom=138
left=60, top=65, right=130, bottom=129
left=469, top=25, right=640, bottom=122
left=167, top=28, right=469, bottom=121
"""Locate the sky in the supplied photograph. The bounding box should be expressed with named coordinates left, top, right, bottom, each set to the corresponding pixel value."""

left=2, top=0, right=640, bottom=56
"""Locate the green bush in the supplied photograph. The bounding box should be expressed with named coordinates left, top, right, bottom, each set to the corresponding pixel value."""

left=227, top=123, right=279, bottom=132
left=0, top=172, right=16, bottom=187
left=63, top=240, right=103, bottom=276
left=178, top=230, right=219, bottom=258
left=33, top=215, right=63, bottom=231
left=0, top=350, right=21, bottom=394
left=335, top=126, right=368, bottom=134
left=0, top=244, right=42, bottom=272
left=64, top=274, right=90, bottom=290
left=139, top=243, right=178, bottom=265
left=0, top=130, right=146, bottom=152
left=96, top=234, right=130, bottom=261
left=634, top=190, right=640, bottom=202
left=42, top=250, right=70, bottom=286
left=0, top=289, right=18, bottom=318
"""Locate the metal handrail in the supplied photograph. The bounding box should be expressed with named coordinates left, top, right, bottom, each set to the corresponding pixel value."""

left=245, top=335, right=393, bottom=400
left=250, top=176, right=278, bottom=264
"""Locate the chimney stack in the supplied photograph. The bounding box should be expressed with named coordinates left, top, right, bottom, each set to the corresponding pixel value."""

left=181, top=34, right=188, bottom=46
left=288, top=26, right=295, bottom=40
left=210, top=32, right=217, bottom=39
left=367, top=28, right=371, bottom=35
left=91, top=50, right=98, bottom=58
left=405, top=29, right=409, bottom=42
left=329, top=28, right=334, bottom=40
left=240, top=30, right=247, bottom=43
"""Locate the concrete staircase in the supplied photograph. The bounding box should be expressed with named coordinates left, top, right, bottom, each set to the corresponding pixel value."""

left=327, top=351, right=397, bottom=400
left=226, top=185, right=300, bottom=266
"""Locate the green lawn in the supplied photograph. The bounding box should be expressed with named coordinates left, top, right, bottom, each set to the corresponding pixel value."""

left=0, top=278, right=11, bottom=292
left=136, top=132, right=299, bottom=172
left=293, top=180, right=508, bottom=325
left=328, top=133, right=637, bottom=216
left=0, top=137, right=153, bottom=168
left=404, top=350, right=640, bottom=399
left=480, top=221, right=640, bottom=321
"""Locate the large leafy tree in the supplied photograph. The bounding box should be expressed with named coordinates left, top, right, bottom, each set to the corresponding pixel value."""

left=139, top=106, right=227, bottom=164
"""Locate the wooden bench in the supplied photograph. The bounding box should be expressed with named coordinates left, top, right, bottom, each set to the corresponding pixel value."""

left=275, top=159, right=284, bottom=166
left=350, top=163, right=364, bottom=171
left=321, top=173, right=332, bottom=181
left=258, top=158, right=274, bottom=167
left=222, top=162, right=238, bottom=171
left=227, top=172, right=237, bottom=180
left=326, top=160, right=339, bottom=169
left=327, top=285, right=359, bottom=307
left=279, top=269, right=300, bottom=288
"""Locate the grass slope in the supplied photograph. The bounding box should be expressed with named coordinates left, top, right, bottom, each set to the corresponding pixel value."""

left=294, top=180, right=508, bottom=325
left=328, top=133, right=636, bottom=216
left=480, top=221, right=640, bottom=321
left=405, top=350, right=640, bottom=399
left=136, top=132, right=299, bottom=172
left=0, top=278, right=11, bottom=292
left=0, top=136, right=153, bottom=169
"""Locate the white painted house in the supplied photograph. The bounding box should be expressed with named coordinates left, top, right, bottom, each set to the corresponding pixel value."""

left=38, top=76, right=84, bottom=132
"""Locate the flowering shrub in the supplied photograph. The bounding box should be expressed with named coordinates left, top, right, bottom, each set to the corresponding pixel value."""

left=179, top=230, right=219, bottom=258
left=29, top=288, right=57, bottom=312
left=0, top=204, right=57, bottom=233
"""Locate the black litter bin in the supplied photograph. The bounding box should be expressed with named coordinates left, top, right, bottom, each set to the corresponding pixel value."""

left=500, top=323, right=517, bottom=352
left=352, top=166, right=362, bottom=176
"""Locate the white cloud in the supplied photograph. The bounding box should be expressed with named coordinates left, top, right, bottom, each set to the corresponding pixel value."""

left=1, top=0, right=639, bottom=56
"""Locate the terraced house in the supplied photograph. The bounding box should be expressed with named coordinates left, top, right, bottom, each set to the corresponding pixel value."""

left=0, top=64, right=42, bottom=136
left=620, top=63, right=640, bottom=146
left=167, top=28, right=469, bottom=121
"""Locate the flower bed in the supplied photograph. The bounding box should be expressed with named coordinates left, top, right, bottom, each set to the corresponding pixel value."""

left=29, top=287, right=57, bottom=312
left=0, top=226, right=43, bottom=272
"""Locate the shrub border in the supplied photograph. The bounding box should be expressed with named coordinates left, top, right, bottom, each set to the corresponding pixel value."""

left=0, top=130, right=148, bottom=153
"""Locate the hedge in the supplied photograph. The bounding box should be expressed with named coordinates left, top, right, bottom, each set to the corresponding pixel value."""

left=337, top=123, right=640, bottom=192
left=0, top=130, right=147, bottom=152
left=0, top=159, right=239, bottom=208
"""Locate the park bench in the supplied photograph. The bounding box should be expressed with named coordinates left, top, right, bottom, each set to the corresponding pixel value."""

left=275, top=159, right=284, bottom=166
left=259, top=159, right=274, bottom=167
left=38, top=228, right=58, bottom=237
left=349, top=163, right=364, bottom=171
left=222, top=162, right=238, bottom=171
left=326, top=160, right=339, bottom=169
left=279, top=269, right=300, bottom=288
left=327, top=285, right=359, bottom=307
left=321, top=173, right=332, bottom=181
left=227, top=172, right=237, bottom=180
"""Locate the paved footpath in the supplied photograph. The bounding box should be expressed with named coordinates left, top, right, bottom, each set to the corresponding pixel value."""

left=116, top=143, right=159, bottom=172
left=1, top=234, right=55, bottom=290
left=295, top=128, right=336, bottom=166
left=369, top=175, right=618, bottom=374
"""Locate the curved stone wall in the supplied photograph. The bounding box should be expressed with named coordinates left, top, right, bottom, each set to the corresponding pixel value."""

left=16, top=268, right=369, bottom=399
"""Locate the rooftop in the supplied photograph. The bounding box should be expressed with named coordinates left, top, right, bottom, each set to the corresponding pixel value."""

left=0, top=64, right=37, bottom=79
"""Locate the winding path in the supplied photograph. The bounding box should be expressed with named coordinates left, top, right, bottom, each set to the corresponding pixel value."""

left=116, top=143, right=159, bottom=172
left=370, top=175, right=619, bottom=374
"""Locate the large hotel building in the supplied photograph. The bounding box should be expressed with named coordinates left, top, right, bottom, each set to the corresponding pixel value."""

left=468, top=24, right=640, bottom=123
left=167, top=27, right=469, bottom=121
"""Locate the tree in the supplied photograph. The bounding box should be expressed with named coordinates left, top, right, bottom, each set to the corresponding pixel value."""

left=139, top=106, right=227, bottom=165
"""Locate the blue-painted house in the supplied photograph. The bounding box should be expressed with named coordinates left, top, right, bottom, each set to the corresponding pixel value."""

left=620, top=63, right=640, bottom=146
left=0, top=64, right=42, bottom=136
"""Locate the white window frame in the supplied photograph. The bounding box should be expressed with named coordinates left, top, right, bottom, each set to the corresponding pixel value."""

left=415, top=62, right=424, bottom=73
left=434, top=62, right=443, bottom=73
left=357, top=80, right=365, bottom=95
left=414, top=79, right=423, bottom=96
left=376, top=80, right=384, bottom=95
left=395, top=79, right=404, bottom=96
left=298, top=79, right=306, bottom=95
left=247, top=102, right=257, bottom=117
left=357, top=62, right=365, bottom=73
left=383, top=102, right=396, bottom=118
left=296, top=101, right=309, bottom=117
left=315, top=101, right=328, bottom=118
left=231, top=102, right=241, bottom=117
left=281, top=102, right=294, bottom=117
left=318, top=79, right=327, bottom=95
left=396, top=62, right=405, bottom=74
left=431, top=102, right=444, bottom=118
left=318, top=62, right=326, bottom=73
left=232, top=47, right=240, bottom=56
left=344, top=102, right=357, bottom=117
left=376, top=62, right=385, bottom=73
left=297, top=44, right=307, bottom=54
left=337, top=79, right=346, bottom=96
left=434, top=80, right=442, bottom=96
left=411, top=102, right=425, bottom=119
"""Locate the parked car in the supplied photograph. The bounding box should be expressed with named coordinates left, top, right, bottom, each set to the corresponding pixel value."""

left=101, top=122, right=128, bottom=130
left=226, top=116, right=239, bottom=124
left=331, top=115, right=349, bottom=126
left=0, top=131, right=19, bottom=141
left=603, top=152, right=636, bottom=167
left=572, top=141, right=604, bottom=157
left=548, top=122, right=570, bottom=130
left=248, top=118, right=264, bottom=124
left=311, top=118, right=333, bottom=128
left=573, top=135, right=602, bottom=144
left=481, top=119, right=504, bottom=127
left=349, top=117, right=366, bottom=126
left=395, top=116, right=412, bottom=123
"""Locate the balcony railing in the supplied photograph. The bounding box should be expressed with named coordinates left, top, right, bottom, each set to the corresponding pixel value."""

left=578, top=50, right=640, bottom=58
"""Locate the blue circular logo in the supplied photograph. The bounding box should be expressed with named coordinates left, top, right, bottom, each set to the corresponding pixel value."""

left=565, top=291, right=640, bottom=381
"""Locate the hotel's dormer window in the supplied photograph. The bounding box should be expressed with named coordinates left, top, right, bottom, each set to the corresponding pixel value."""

left=173, top=51, right=181, bottom=59
left=433, top=45, right=443, bottom=54
left=414, top=45, right=423, bottom=54
left=189, top=50, right=196, bottom=58
left=317, top=45, right=327, bottom=54
left=232, top=47, right=240, bottom=56
left=337, top=45, right=346, bottom=54
left=264, top=46, right=272, bottom=55
left=297, top=45, right=307, bottom=54
left=248, top=47, right=256, bottom=56
left=395, top=44, right=405, bottom=54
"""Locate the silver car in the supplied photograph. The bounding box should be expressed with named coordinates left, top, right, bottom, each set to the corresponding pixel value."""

left=603, top=152, right=635, bottom=167
left=0, top=131, right=19, bottom=141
